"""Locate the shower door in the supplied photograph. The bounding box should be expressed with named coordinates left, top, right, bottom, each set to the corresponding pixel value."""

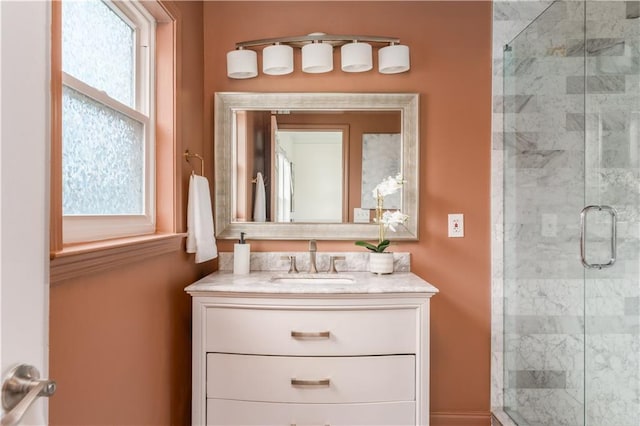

left=503, top=1, right=640, bottom=425
left=582, top=1, right=640, bottom=424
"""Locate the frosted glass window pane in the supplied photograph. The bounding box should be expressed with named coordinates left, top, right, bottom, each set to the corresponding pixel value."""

left=62, top=0, right=134, bottom=107
left=62, top=86, right=144, bottom=215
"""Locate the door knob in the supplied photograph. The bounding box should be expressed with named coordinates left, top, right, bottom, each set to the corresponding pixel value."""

left=1, top=364, right=56, bottom=426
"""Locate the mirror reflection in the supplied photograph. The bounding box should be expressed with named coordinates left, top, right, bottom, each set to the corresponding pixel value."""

left=274, top=128, right=344, bottom=223
left=214, top=92, right=419, bottom=241
left=234, top=110, right=401, bottom=224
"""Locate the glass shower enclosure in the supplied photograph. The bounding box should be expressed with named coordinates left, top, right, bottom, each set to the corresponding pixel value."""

left=503, top=1, right=640, bottom=424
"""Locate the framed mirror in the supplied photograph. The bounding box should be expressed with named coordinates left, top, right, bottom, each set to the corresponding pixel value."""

left=214, top=92, right=419, bottom=240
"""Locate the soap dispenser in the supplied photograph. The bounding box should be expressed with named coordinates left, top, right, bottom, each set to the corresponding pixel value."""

left=233, top=232, right=250, bottom=274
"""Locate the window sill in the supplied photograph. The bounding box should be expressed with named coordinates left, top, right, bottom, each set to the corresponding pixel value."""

left=50, top=233, right=186, bottom=284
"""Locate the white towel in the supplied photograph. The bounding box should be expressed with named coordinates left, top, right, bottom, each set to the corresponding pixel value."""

left=186, top=174, right=218, bottom=263
left=253, top=172, right=266, bottom=222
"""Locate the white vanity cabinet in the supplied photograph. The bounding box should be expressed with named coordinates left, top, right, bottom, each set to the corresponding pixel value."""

left=186, top=272, right=437, bottom=426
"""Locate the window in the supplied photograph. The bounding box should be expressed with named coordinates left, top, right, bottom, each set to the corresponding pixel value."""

left=50, top=0, right=184, bottom=282
left=61, top=0, right=155, bottom=243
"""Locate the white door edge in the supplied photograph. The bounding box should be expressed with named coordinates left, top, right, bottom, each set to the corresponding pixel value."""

left=1, top=1, right=51, bottom=424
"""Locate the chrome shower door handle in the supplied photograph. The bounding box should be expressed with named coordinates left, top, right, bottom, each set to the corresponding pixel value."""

left=580, top=205, right=617, bottom=269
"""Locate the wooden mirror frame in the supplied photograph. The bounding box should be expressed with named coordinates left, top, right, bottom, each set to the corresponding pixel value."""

left=214, top=92, right=419, bottom=240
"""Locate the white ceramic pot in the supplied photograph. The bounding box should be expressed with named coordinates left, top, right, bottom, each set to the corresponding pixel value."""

left=369, top=252, right=394, bottom=274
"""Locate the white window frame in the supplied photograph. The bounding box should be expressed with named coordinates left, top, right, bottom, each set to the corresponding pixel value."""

left=62, top=0, right=156, bottom=244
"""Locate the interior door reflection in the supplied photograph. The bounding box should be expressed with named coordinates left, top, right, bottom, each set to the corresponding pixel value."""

left=274, top=128, right=344, bottom=223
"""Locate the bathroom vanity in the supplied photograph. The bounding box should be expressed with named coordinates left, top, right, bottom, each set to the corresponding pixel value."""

left=197, top=91, right=428, bottom=423
left=185, top=268, right=438, bottom=426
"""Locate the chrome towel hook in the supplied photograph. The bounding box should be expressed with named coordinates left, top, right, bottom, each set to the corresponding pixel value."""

left=183, top=150, right=204, bottom=176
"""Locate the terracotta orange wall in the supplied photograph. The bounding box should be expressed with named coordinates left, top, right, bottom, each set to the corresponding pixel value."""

left=204, top=2, right=492, bottom=423
left=49, top=2, right=214, bottom=425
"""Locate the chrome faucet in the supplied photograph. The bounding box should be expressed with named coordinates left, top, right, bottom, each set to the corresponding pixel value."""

left=308, top=239, right=318, bottom=273
left=280, top=255, right=298, bottom=273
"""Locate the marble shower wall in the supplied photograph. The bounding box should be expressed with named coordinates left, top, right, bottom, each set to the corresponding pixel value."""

left=493, top=1, right=640, bottom=425
left=502, top=2, right=587, bottom=423
left=492, top=0, right=554, bottom=418
left=218, top=251, right=411, bottom=273
left=582, top=2, right=640, bottom=423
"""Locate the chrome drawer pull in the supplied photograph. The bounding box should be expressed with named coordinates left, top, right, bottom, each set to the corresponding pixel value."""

left=290, top=378, right=331, bottom=387
left=290, top=331, right=330, bottom=339
left=290, top=424, right=330, bottom=426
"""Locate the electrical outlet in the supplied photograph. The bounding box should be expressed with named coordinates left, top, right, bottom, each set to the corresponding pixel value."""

left=354, top=208, right=371, bottom=223
left=448, top=213, right=464, bottom=238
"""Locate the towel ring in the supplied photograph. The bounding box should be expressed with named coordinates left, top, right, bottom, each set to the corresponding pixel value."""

left=184, top=150, right=204, bottom=176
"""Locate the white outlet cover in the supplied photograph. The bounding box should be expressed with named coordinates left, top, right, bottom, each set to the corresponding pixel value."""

left=354, top=208, right=371, bottom=223
left=448, top=213, right=464, bottom=238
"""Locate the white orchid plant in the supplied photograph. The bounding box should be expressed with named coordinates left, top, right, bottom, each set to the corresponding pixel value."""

left=355, top=173, right=409, bottom=253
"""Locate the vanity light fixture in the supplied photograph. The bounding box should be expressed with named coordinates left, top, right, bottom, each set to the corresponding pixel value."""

left=263, top=43, right=294, bottom=75
left=302, top=40, right=333, bottom=73
left=379, top=43, right=411, bottom=74
left=227, top=47, right=258, bottom=79
left=341, top=40, right=373, bottom=72
left=226, top=33, right=410, bottom=79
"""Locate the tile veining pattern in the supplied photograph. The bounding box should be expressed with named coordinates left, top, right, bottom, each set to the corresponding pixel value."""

left=503, top=2, right=587, bottom=423
left=492, top=0, right=554, bottom=420
left=495, top=1, right=640, bottom=425
left=185, top=270, right=435, bottom=295
left=192, top=252, right=427, bottom=295
left=583, top=3, right=640, bottom=423
left=218, top=251, right=410, bottom=274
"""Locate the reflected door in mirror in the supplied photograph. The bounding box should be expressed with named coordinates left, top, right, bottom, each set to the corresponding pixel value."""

left=275, top=129, right=344, bottom=222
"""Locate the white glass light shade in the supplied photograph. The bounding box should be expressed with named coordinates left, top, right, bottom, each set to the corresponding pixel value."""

left=226, top=49, right=257, bottom=79
left=378, top=44, right=410, bottom=74
left=263, top=44, right=294, bottom=75
left=341, top=42, right=372, bottom=72
left=302, top=42, right=333, bottom=73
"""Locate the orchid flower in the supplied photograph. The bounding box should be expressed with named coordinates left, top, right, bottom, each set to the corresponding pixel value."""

left=376, top=210, right=409, bottom=232
left=356, top=174, right=408, bottom=253
left=372, top=173, right=404, bottom=198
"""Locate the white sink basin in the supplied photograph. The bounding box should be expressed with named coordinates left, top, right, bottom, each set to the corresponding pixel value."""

left=270, top=274, right=356, bottom=285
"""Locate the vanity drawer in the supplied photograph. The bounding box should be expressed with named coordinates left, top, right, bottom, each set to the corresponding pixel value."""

left=204, top=306, right=417, bottom=355
left=206, top=353, right=415, bottom=403
left=206, top=399, right=416, bottom=425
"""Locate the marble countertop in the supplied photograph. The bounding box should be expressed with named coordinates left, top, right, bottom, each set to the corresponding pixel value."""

left=185, top=271, right=439, bottom=296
